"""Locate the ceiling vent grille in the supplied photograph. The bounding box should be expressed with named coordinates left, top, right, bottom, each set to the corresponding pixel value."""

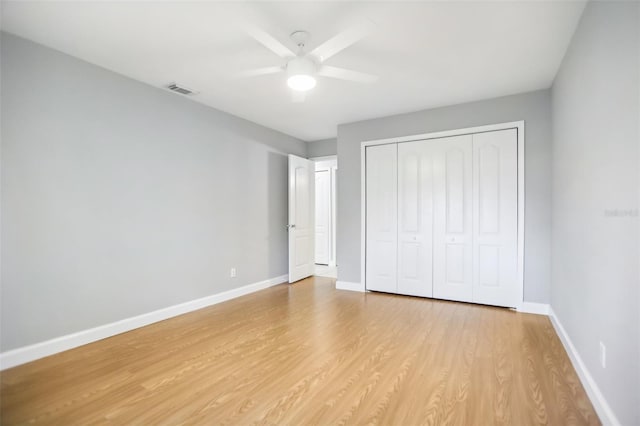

left=166, top=83, right=196, bottom=96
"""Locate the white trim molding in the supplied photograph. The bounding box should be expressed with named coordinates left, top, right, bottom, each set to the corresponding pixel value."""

left=549, top=307, right=620, bottom=426
left=0, top=274, right=288, bottom=371
left=336, top=281, right=365, bottom=292
left=517, top=302, right=550, bottom=315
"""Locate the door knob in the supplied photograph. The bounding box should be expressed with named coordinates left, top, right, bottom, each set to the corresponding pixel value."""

left=287, top=224, right=296, bottom=230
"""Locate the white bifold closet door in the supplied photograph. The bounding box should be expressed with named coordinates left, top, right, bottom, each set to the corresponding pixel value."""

left=365, top=128, right=518, bottom=308
left=365, top=144, right=397, bottom=293
left=397, top=141, right=434, bottom=297
left=432, top=135, right=474, bottom=302
left=472, top=129, right=518, bottom=306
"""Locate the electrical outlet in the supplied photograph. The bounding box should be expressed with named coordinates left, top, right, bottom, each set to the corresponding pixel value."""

left=230, top=267, right=237, bottom=278
left=599, top=341, right=606, bottom=368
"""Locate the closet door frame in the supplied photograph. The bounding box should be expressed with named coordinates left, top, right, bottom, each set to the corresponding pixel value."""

left=360, top=121, right=525, bottom=310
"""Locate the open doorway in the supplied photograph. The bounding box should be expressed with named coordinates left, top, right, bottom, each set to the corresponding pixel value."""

left=312, top=156, right=337, bottom=278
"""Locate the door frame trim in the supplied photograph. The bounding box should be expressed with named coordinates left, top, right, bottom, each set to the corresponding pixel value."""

left=360, top=120, right=525, bottom=310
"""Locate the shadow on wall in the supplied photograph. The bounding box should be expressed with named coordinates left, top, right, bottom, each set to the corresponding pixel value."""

left=225, top=114, right=306, bottom=158
left=268, top=151, right=289, bottom=279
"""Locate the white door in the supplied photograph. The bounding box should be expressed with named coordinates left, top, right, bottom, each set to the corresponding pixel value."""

left=432, top=135, right=473, bottom=302
left=397, top=141, right=434, bottom=297
left=365, top=144, right=397, bottom=293
left=315, top=170, right=331, bottom=265
left=331, top=167, right=337, bottom=267
left=288, top=154, right=315, bottom=283
left=472, top=129, right=518, bottom=307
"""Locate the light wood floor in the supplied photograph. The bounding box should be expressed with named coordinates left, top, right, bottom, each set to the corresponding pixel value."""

left=1, top=276, right=598, bottom=425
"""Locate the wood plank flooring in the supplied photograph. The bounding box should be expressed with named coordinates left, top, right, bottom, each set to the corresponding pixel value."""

left=1, top=276, right=599, bottom=425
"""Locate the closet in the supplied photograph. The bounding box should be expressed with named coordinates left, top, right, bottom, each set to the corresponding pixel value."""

left=365, top=128, right=519, bottom=308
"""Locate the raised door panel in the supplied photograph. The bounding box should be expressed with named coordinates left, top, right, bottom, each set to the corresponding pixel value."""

left=472, top=129, right=518, bottom=307
left=397, top=141, right=434, bottom=297
left=433, top=135, right=473, bottom=302
left=365, top=144, right=397, bottom=293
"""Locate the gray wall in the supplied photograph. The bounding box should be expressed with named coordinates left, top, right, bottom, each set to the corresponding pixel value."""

left=337, top=90, right=552, bottom=303
left=307, top=138, right=337, bottom=158
left=550, top=2, right=639, bottom=424
left=0, top=33, right=307, bottom=351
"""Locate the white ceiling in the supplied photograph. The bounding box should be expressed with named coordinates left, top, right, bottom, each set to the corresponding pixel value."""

left=1, top=1, right=585, bottom=141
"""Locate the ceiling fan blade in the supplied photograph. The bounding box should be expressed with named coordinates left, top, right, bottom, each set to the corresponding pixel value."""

left=245, top=26, right=296, bottom=58
left=317, top=66, right=378, bottom=83
left=310, top=19, right=375, bottom=62
left=291, top=91, right=307, bottom=103
left=237, top=66, right=283, bottom=78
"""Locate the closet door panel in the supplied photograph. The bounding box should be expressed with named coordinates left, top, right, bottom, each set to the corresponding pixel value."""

left=365, top=144, right=398, bottom=293
left=472, top=129, right=518, bottom=307
left=433, top=135, right=473, bottom=302
left=397, top=141, right=433, bottom=297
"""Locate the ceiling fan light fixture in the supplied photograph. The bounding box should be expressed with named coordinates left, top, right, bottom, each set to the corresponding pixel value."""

left=286, top=57, right=316, bottom=92
left=287, top=74, right=316, bottom=91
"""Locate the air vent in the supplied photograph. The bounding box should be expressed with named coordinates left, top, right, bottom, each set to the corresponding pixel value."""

left=166, top=83, right=196, bottom=96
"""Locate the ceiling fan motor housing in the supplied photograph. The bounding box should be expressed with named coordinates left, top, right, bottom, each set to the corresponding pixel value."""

left=286, top=57, right=316, bottom=77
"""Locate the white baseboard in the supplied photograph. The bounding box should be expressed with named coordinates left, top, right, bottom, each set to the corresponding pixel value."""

left=549, top=307, right=620, bottom=426
left=517, top=302, right=550, bottom=315
left=0, top=274, right=288, bottom=371
left=335, top=280, right=365, bottom=292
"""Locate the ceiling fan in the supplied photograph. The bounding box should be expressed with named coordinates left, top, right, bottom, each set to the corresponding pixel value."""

left=239, top=21, right=378, bottom=102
